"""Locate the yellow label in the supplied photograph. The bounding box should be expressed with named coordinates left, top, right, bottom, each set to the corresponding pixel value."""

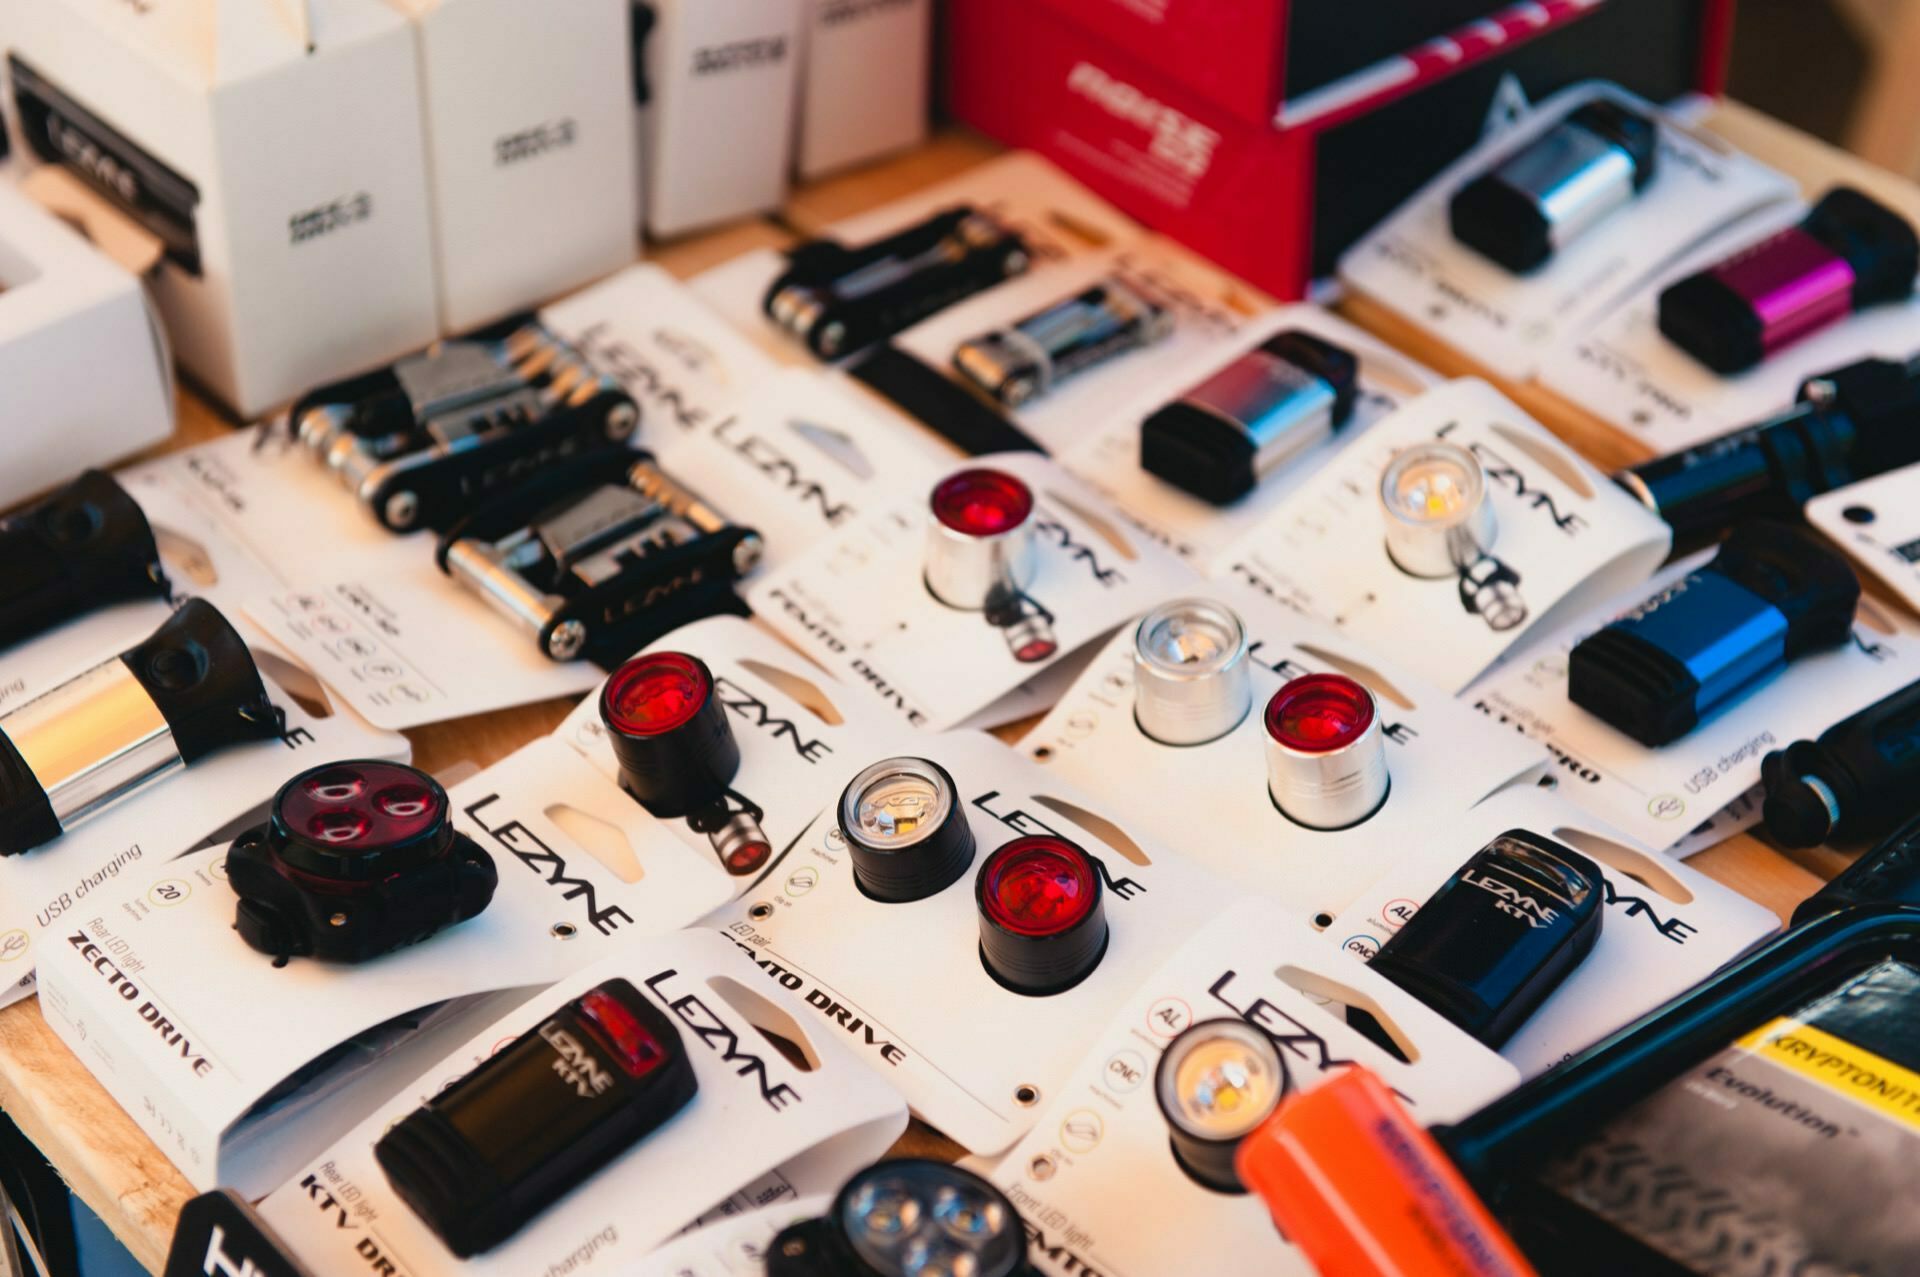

left=1737, top=1017, right=1920, bottom=1130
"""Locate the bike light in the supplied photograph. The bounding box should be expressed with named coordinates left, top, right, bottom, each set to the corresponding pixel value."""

left=975, top=834, right=1107, bottom=996
left=0, top=600, right=283, bottom=857
left=765, top=206, right=1032, bottom=360
left=225, top=761, right=496, bottom=964
left=1762, top=677, right=1920, bottom=849
left=1264, top=673, right=1389, bottom=831
left=1132, top=598, right=1251, bottom=746
left=1450, top=99, right=1658, bottom=274
left=375, top=978, right=696, bottom=1259
left=925, top=467, right=1037, bottom=610
left=1381, top=441, right=1497, bottom=579
left=600, top=652, right=741, bottom=818
left=766, top=1159, right=1032, bottom=1277
left=984, top=587, right=1058, bottom=664
left=1368, top=830, right=1603, bottom=1048
left=839, top=757, right=976, bottom=903
left=1140, top=330, right=1359, bottom=506
left=1155, top=1018, right=1285, bottom=1194
left=952, top=277, right=1173, bottom=408
left=0, top=469, right=169, bottom=651
left=1569, top=521, right=1858, bottom=746
left=1659, top=186, right=1919, bottom=374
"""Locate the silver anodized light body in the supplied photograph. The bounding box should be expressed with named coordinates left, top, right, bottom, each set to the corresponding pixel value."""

left=925, top=514, right=1034, bottom=611
left=1132, top=599, right=1252, bottom=746
left=1497, top=122, right=1638, bottom=252
left=1, top=658, right=181, bottom=828
left=1265, top=706, right=1390, bottom=832
left=1183, top=349, right=1337, bottom=480
left=1380, top=441, right=1499, bottom=578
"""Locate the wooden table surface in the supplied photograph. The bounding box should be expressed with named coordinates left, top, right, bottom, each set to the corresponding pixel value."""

left=0, top=102, right=1893, bottom=1272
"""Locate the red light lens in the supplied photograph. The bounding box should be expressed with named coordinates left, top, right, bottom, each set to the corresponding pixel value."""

left=602, top=652, right=710, bottom=738
left=580, top=987, right=667, bottom=1078
left=726, top=841, right=771, bottom=874
left=277, top=761, right=449, bottom=852
left=1264, top=674, right=1376, bottom=754
left=931, top=468, right=1034, bottom=538
left=981, top=837, right=1098, bottom=937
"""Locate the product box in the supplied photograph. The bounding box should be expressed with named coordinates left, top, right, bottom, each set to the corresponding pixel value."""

left=0, top=0, right=440, bottom=417
left=388, top=0, right=640, bottom=331
left=0, top=180, right=173, bottom=509
left=949, top=0, right=1733, bottom=297
left=795, top=0, right=931, bottom=180
left=645, top=0, right=805, bottom=237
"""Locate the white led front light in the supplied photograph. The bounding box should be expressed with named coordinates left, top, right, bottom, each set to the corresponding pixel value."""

left=1156, top=1018, right=1285, bottom=1194
left=1380, top=440, right=1497, bottom=578
left=838, top=757, right=976, bottom=903
left=1132, top=598, right=1251, bottom=746
left=835, top=1162, right=1022, bottom=1277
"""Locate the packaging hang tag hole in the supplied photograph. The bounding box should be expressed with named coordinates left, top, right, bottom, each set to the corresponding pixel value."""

left=1342, top=81, right=1799, bottom=381
left=1807, top=466, right=1920, bottom=615
left=1468, top=550, right=1920, bottom=854
left=983, top=899, right=1520, bottom=1277
left=713, top=728, right=1233, bottom=1155
left=749, top=451, right=1200, bottom=731
left=1332, top=786, right=1780, bottom=1079
left=0, top=670, right=408, bottom=1013
left=1020, top=575, right=1548, bottom=923
left=255, top=932, right=909, bottom=1276
left=1060, top=302, right=1442, bottom=567
left=1213, top=376, right=1673, bottom=694
left=1540, top=198, right=1920, bottom=451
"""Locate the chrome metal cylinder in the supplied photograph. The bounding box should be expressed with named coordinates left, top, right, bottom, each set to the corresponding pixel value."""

left=1381, top=441, right=1499, bottom=578
left=924, top=469, right=1037, bottom=610
left=1264, top=674, right=1390, bottom=831
left=1132, top=598, right=1251, bottom=746
left=1, top=658, right=180, bottom=829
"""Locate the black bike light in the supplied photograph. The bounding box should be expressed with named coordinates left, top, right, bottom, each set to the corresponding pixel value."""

left=375, top=979, right=697, bottom=1259
left=1264, top=673, right=1389, bottom=831
left=1369, top=830, right=1603, bottom=1049
left=1658, top=186, right=1919, bottom=374
left=952, top=277, right=1173, bottom=408
left=1155, top=1018, right=1285, bottom=1194
left=1761, top=677, right=1920, bottom=849
left=598, top=652, right=740, bottom=819
left=1450, top=100, right=1658, bottom=274
left=925, top=468, right=1037, bottom=611
left=766, top=1159, right=1033, bottom=1277
left=0, top=470, right=169, bottom=651
left=1380, top=440, right=1498, bottom=578
left=225, top=761, right=496, bottom=964
left=975, top=834, right=1107, bottom=996
left=1132, top=598, right=1252, bottom=746
left=1140, top=330, right=1359, bottom=506
left=0, top=600, right=283, bottom=856
left=838, top=757, right=976, bottom=903
left=1568, top=521, right=1859, bottom=747
left=1791, top=811, right=1920, bottom=925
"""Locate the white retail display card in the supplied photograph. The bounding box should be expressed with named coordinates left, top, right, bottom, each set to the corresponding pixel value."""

left=1064, top=303, right=1443, bottom=568
left=711, top=727, right=1234, bottom=1155
left=1019, top=576, right=1547, bottom=923
left=1468, top=551, right=1920, bottom=854
left=0, top=672, right=409, bottom=1014
left=1213, top=377, right=1673, bottom=693
left=983, top=901, right=1521, bottom=1277
left=36, top=735, right=734, bottom=1195
left=257, top=933, right=908, bottom=1275
left=633, top=1195, right=828, bottom=1276
left=1807, top=464, right=1920, bottom=615
left=1341, top=81, right=1797, bottom=381
left=748, top=452, right=1200, bottom=732
left=1333, top=784, right=1780, bottom=1079
left=1540, top=199, right=1920, bottom=452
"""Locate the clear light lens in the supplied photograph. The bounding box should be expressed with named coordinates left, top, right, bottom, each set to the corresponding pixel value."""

left=1383, top=442, right=1484, bottom=525
left=842, top=1167, right=1012, bottom=1277
left=851, top=766, right=952, bottom=849
left=903, top=1240, right=977, bottom=1277
left=934, top=1186, right=1004, bottom=1242
left=1137, top=600, right=1242, bottom=675
left=849, top=1179, right=924, bottom=1244
left=1160, top=1021, right=1283, bottom=1141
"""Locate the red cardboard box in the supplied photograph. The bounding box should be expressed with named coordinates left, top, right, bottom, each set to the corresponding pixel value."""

left=949, top=0, right=1735, bottom=298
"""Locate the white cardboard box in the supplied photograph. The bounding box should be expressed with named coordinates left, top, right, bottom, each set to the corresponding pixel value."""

left=794, top=0, right=930, bottom=180
left=0, top=0, right=440, bottom=417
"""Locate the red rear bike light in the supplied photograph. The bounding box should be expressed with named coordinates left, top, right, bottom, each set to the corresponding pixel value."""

left=580, top=986, right=668, bottom=1078
left=1264, top=673, right=1389, bottom=831
left=599, top=651, right=741, bottom=818
left=931, top=468, right=1033, bottom=537
left=926, top=468, right=1039, bottom=611
left=1265, top=674, right=1375, bottom=753
left=602, top=652, right=710, bottom=737
left=274, top=761, right=451, bottom=867
left=976, top=834, right=1108, bottom=996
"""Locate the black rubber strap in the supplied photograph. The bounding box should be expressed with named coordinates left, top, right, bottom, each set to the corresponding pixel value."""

left=848, top=343, right=1047, bottom=456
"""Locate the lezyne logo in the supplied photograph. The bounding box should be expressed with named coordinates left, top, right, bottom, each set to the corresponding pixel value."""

left=48, top=114, right=138, bottom=203
left=464, top=794, right=634, bottom=936
left=1461, top=869, right=1558, bottom=929
left=713, top=676, right=832, bottom=762
left=495, top=118, right=577, bottom=166
left=645, top=968, right=800, bottom=1110
left=1436, top=423, right=1589, bottom=536
left=1207, top=970, right=1384, bottom=1103
left=1603, top=877, right=1698, bottom=945
left=289, top=193, right=372, bottom=245
left=1065, top=61, right=1219, bottom=183
left=693, top=37, right=788, bottom=74
left=541, top=1023, right=615, bottom=1097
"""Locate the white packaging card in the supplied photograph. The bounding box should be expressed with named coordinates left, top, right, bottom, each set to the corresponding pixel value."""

left=633, top=1196, right=828, bottom=1276
left=1807, top=464, right=1920, bottom=615
left=1213, top=378, right=1673, bottom=693
left=1341, top=82, right=1798, bottom=381
left=0, top=673, right=408, bottom=1013
left=258, top=933, right=909, bottom=1275
left=984, top=900, right=1520, bottom=1277
left=1539, top=202, right=1920, bottom=452
left=711, top=728, right=1233, bottom=1155
left=1019, top=576, right=1547, bottom=923
left=1333, top=785, right=1780, bottom=1078
left=1061, top=303, right=1442, bottom=567
left=748, top=452, right=1200, bottom=731
left=1468, top=553, right=1920, bottom=854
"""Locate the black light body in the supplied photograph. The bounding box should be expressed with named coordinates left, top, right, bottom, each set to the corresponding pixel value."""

left=0, top=470, right=168, bottom=651
left=838, top=757, right=976, bottom=903
left=766, top=1159, right=1036, bottom=1277
left=1762, top=677, right=1920, bottom=849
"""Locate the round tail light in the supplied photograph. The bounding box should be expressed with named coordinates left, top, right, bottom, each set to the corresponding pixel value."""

left=925, top=468, right=1037, bottom=610
left=1380, top=441, right=1498, bottom=578
left=1264, top=673, right=1389, bottom=830
left=1156, top=1018, right=1285, bottom=1194
left=1133, top=598, right=1252, bottom=745
left=599, top=651, right=740, bottom=818
left=839, top=757, right=976, bottom=902
left=975, top=835, right=1107, bottom=996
